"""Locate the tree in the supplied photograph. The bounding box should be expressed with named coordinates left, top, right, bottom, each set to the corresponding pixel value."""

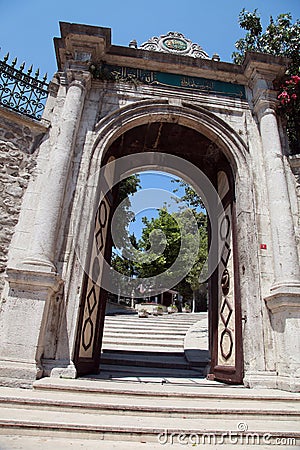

left=232, top=9, right=300, bottom=154
left=135, top=206, right=207, bottom=306
left=184, top=212, right=208, bottom=311
left=110, top=175, right=208, bottom=309
left=171, top=179, right=208, bottom=310
left=110, top=175, right=140, bottom=287
left=171, top=178, right=205, bottom=209
left=131, top=177, right=208, bottom=309
left=137, top=207, right=179, bottom=279
left=112, top=174, right=141, bottom=249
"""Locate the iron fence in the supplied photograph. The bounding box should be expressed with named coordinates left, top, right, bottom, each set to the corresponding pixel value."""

left=0, top=53, right=49, bottom=120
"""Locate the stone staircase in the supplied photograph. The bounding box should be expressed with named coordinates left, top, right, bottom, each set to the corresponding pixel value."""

left=0, top=378, right=299, bottom=449
left=0, top=312, right=299, bottom=448
left=98, top=312, right=209, bottom=381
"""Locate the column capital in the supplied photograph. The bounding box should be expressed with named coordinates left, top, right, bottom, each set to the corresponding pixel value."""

left=66, top=70, right=92, bottom=91
left=253, top=89, right=279, bottom=121
left=243, top=51, right=288, bottom=90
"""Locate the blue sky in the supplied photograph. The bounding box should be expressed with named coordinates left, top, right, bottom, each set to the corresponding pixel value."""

left=0, top=1, right=299, bottom=79
left=128, top=172, right=185, bottom=239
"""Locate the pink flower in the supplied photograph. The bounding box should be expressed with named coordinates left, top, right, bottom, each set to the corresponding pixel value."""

left=291, top=93, right=297, bottom=100
left=291, top=75, right=300, bottom=84
left=278, top=91, right=289, bottom=99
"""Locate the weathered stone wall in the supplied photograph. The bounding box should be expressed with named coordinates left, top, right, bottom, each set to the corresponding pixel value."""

left=0, top=108, right=48, bottom=294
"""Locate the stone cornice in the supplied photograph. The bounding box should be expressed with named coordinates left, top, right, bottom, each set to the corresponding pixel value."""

left=54, top=22, right=111, bottom=72
left=54, top=22, right=246, bottom=85
left=243, top=51, right=289, bottom=85
left=53, top=23, right=290, bottom=93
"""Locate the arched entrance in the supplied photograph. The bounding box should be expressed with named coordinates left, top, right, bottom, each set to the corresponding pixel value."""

left=73, top=101, right=248, bottom=384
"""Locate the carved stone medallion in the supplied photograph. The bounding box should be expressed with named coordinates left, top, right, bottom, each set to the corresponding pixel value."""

left=140, top=31, right=209, bottom=59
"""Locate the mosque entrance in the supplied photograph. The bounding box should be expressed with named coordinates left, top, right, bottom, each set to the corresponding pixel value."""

left=73, top=121, right=243, bottom=384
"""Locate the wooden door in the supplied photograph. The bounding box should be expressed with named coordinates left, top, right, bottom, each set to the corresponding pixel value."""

left=209, top=170, right=243, bottom=384
left=74, top=161, right=115, bottom=376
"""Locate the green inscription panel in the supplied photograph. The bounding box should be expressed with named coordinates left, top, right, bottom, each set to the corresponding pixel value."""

left=90, top=63, right=246, bottom=99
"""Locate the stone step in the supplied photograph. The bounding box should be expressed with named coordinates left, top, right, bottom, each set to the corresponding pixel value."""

left=100, top=350, right=206, bottom=369
left=102, top=328, right=199, bottom=335
left=104, top=317, right=201, bottom=324
left=101, top=344, right=185, bottom=352
left=34, top=378, right=300, bottom=404
left=102, top=335, right=186, bottom=344
left=0, top=403, right=298, bottom=445
left=22, top=379, right=298, bottom=443
left=102, top=338, right=184, bottom=347
left=104, top=314, right=202, bottom=322
left=104, top=330, right=186, bottom=343
left=102, top=329, right=191, bottom=337
left=0, top=385, right=299, bottom=420
left=103, top=327, right=189, bottom=334
left=103, top=323, right=198, bottom=330
left=103, top=324, right=187, bottom=332
left=98, top=363, right=205, bottom=379
left=0, top=436, right=289, bottom=450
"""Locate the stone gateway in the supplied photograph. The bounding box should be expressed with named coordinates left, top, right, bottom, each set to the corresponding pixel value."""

left=0, top=22, right=299, bottom=392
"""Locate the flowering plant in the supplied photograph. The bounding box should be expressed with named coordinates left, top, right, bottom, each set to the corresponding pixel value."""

left=278, top=75, right=300, bottom=107
left=277, top=74, right=300, bottom=154
left=233, top=10, right=300, bottom=154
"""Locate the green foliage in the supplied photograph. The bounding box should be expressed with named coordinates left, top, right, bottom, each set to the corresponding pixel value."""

left=232, top=9, right=300, bottom=154
left=110, top=175, right=140, bottom=281
left=112, top=175, right=141, bottom=250
left=135, top=182, right=208, bottom=299
left=171, top=178, right=204, bottom=209
left=137, top=207, right=180, bottom=278
left=232, top=10, right=300, bottom=69
left=111, top=175, right=208, bottom=301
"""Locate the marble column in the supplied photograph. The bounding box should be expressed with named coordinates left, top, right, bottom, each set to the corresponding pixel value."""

left=23, top=72, right=90, bottom=271
left=0, top=72, right=91, bottom=386
left=255, top=97, right=300, bottom=288
left=254, top=90, right=300, bottom=392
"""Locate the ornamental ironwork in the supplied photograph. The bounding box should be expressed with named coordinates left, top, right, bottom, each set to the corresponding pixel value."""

left=0, top=53, right=49, bottom=120
left=140, top=32, right=210, bottom=59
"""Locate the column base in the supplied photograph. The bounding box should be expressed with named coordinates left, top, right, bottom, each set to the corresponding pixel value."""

left=244, top=371, right=300, bottom=393
left=21, top=256, right=57, bottom=273
left=42, top=358, right=77, bottom=379
left=264, top=282, right=300, bottom=313
left=0, top=268, right=64, bottom=387
left=6, top=267, right=63, bottom=294
left=244, top=371, right=278, bottom=390
left=0, top=359, right=43, bottom=388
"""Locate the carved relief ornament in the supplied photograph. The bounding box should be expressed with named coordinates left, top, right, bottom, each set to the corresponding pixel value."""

left=140, top=31, right=209, bottom=59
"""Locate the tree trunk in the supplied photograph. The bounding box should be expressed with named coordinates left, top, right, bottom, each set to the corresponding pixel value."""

left=192, top=290, right=196, bottom=313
